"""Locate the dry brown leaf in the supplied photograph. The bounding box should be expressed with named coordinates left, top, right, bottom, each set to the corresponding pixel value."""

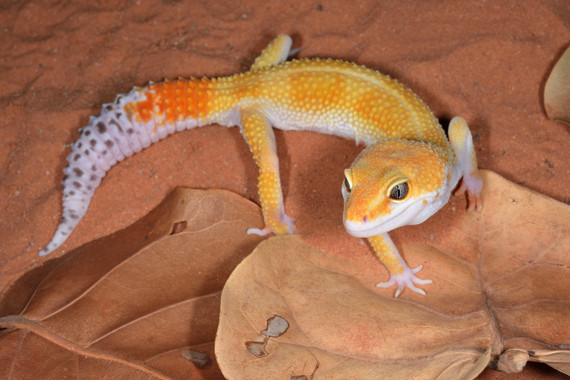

left=544, top=46, right=570, bottom=123
left=216, top=170, right=570, bottom=379
left=0, top=188, right=264, bottom=379
left=2, top=171, right=568, bottom=379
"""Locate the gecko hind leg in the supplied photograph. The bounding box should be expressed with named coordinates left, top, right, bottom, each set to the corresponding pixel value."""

left=250, top=34, right=293, bottom=70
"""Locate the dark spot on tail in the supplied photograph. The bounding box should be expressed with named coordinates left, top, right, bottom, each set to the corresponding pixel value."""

left=90, top=174, right=97, bottom=181
left=110, top=119, right=123, bottom=132
left=96, top=122, right=107, bottom=134
left=73, top=181, right=82, bottom=189
left=105, top=140, right=114, bottom=148
left=73, top=154, right=81, bottom=161
left=127, top=128, right=134, bottom=134
left=90, top=139, right=97, bottom=147
left=85, top=130, right=91, bottom=136
left=72, top=168, right=83, bottom=177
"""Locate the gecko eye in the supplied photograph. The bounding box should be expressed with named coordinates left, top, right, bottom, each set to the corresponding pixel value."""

left=343, top=178, right=351, bottom=193
left=388, top=182, right=409, bottom=201
left=343, top=170, right=353, bottom=193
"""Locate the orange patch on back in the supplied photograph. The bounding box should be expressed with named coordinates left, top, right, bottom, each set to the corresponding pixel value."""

left=123, top=79, right=215, bottom=128
left=186, top=78, right=213, bottom=119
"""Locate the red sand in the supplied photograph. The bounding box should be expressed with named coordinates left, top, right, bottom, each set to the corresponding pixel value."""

left=0, top=1, right=568, bottom=378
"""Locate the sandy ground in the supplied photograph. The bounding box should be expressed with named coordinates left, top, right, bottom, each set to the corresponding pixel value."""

left=0, top=1, right=568, bottom=378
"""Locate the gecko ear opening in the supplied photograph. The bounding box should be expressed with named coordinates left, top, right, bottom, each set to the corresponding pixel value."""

left=387, top=180, right=410, bottom=201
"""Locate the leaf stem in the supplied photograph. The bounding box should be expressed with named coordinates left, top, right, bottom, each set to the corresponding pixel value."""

left=0, top=315, right=170, bottom=380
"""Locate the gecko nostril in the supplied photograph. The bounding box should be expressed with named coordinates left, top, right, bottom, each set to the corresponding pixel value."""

left=362, top=215, right=368, bottom=223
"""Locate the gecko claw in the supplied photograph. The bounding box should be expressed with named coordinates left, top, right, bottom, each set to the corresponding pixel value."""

left=247, top=227, right=271, bottom=236
left=376, top=265, right=433, bottom=298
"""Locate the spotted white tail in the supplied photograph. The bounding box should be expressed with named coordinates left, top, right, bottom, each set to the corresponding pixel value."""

left=39, top=78, right=235, bottom=255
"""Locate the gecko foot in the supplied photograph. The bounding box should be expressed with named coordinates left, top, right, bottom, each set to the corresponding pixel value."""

left=376, top=265, right=433, bottom=298
left=247, top=210, right=295, bottom=236
left=454, top=176, right=483, bottom=211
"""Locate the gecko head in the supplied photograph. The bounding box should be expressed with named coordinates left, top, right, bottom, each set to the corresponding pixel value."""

left=342, top=139, right=450, bottom=238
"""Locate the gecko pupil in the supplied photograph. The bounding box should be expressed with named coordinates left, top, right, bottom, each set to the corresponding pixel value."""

left=390, top=182, right=408, bottom=200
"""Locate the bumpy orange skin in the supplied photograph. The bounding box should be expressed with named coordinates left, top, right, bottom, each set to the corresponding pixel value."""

left=124, top=58, right=454, bottom=236
left=127, top=58, right=448, bottom=147
left=41, top=35, right=481, bottom=297
left=367, top=234, right=405, bottom=275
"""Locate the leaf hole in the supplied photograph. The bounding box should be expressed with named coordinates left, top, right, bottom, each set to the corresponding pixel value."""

left=245, top=315, right=290, bottom=358
left=169, top=221, right=187, bottom=235
left=245, top=340, right=268, bottom=357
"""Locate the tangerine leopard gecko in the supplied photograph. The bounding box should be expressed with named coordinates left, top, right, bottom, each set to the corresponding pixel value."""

left=39, top=34, right=482, bottom=297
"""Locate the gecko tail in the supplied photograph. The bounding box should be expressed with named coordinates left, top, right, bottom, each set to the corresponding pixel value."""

left=38, top=79, right=216, bottom=256
left=39, top=193, right=93, bottom=256
left=39, top=88, right=146, bottom=256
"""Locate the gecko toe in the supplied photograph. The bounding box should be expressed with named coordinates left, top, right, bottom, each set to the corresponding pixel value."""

left=247, top=227, right=270, bottom=236
left=376, top=265, right=432, bottom=297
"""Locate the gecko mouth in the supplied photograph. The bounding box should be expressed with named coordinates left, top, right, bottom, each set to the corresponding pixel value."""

left=342, top=197, right=428, bottom=238
left=343, top=217, right=397, bottom=238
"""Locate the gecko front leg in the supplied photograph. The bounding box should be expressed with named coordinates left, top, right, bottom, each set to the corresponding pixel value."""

left=448, top=117, right=483, bottom=211
left=240, top=106, right=295, bottom=236
left=368, top=233, right=433, bottom=297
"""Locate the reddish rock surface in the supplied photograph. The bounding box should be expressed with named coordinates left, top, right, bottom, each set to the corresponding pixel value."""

left=1, top=1, right=568, bottom=378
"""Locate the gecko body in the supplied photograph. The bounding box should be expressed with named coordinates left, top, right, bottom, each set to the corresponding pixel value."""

left=40, top=35, right=482, bottom=297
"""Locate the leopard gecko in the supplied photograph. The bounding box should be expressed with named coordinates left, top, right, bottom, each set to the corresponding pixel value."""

left=39, top=34, right=482, bottom=297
